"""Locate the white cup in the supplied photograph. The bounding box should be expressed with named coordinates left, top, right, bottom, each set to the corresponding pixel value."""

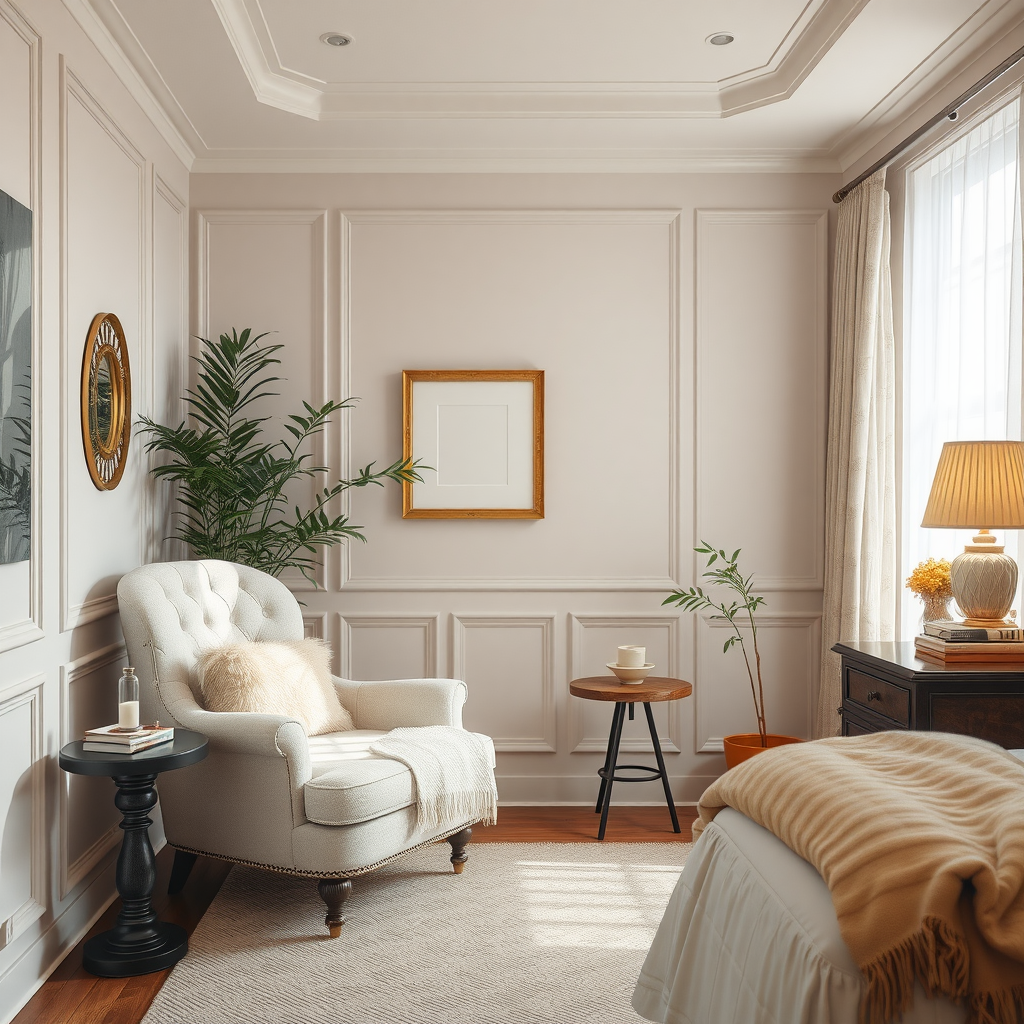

left=617, top=645, right=646, bottom=668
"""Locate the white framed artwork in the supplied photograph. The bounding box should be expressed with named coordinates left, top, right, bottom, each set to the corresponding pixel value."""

left=402, top=369, right=544, bottom=519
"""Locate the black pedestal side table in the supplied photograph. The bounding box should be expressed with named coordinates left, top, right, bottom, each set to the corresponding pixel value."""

left=569, top=676, right=693, bottom=840
left=59, top=729, right=208, bottom=977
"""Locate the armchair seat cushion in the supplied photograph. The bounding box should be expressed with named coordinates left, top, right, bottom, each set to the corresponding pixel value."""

left=305, top=756, right=415, bottom=827
left=304, top=730, right=416, bottom=826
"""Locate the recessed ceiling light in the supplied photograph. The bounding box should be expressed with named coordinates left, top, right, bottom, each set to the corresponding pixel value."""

left=707, top=33, right=735, bottom=46
left=320, top=33, right=351, bottom=47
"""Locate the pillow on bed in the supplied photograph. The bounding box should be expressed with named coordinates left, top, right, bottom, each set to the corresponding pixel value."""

left=194, top=638, right=354, bottom=735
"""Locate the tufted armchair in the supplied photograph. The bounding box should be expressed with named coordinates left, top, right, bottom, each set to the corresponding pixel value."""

left=116, top=559, right=478, bottom=936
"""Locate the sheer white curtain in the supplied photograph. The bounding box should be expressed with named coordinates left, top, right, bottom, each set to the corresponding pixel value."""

left=902, top=98, right=1023, bottom=636
left=816, top=170, right=897, bottom=738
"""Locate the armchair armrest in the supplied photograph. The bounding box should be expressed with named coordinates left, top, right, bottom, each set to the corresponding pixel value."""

left=333, top=677, right=467, bottom=730
left=172, top=704, right=309, bottom=764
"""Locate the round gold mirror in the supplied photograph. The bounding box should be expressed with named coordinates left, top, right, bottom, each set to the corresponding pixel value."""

left=81, top=312, right=131, bottom=490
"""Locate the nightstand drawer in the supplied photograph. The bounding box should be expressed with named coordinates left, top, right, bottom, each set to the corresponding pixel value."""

left=846, top=669, right=910, bottom=726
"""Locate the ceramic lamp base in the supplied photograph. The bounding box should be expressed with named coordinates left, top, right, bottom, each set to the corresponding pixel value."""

left=951, top=549, right=1018, bottom=626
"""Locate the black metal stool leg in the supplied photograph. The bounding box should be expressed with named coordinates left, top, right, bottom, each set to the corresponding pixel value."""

left=598, top=702, right=627, bottom=840
left=644, top=702, right=680, bottom=833
left=595, top=701, right=625, bottom=813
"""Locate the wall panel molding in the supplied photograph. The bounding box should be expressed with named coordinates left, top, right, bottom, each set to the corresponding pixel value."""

left=0, top=0, right=43, bottom=653
left=340, top=208, right=683, bottom=592
left=695, top=208, right=828, bottom=592
left=340, top=614, right=439, bottom=679
left=0, top=673, right=44, bottom=949
left=146, top=174, right=188, bottom=564
left=451, top=614, right=556, bottom=752
left=568, top=614, right=681, bottom=754
left=59, top=61, right=146, bottom=632
left=695, top=612, right=822, bottom=753
left=194, top=209, right=329, bottom=591
left=59, top=644, right=125, bottom=898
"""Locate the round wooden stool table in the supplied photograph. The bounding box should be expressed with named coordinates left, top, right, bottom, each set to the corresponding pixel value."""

left=58, top=729, right=208, bottom=976
left=569, top=676, right=693, bottom=840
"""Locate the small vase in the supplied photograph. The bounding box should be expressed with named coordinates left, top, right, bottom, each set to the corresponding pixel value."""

left=921, top=594, right=953, bottom=623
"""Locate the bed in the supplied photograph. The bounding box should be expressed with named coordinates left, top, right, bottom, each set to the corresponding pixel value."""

left=632, top=807, right=966, bottom=1024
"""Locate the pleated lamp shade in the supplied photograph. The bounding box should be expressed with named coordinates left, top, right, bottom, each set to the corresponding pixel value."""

left=921, top=440, right=1024, bottom=626
left=921, top=441, right=1024, bottom=529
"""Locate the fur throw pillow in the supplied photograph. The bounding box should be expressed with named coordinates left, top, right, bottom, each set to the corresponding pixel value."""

left=194, top=638, right=354, bottom=735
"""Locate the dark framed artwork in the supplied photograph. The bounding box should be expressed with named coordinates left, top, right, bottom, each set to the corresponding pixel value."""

left=0, top=189, right=31, bottom=564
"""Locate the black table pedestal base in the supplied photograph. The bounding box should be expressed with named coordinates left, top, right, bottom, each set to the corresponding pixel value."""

left=595, top=700, right=681, bottom=840
left=83, top=921, right=188, bottom=977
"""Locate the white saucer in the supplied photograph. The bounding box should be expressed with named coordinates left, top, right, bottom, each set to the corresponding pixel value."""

left=606, top=661, right=655, bottom=684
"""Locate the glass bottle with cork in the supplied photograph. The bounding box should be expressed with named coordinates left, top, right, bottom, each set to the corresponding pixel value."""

left=117, top=666, right=140, bottom=731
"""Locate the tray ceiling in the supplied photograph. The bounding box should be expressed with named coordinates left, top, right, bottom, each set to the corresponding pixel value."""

left=76, top=0, right=1024, bottom=172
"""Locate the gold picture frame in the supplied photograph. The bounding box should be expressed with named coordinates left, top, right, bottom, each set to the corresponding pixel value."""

left=81, top=312, right=131, bottom=491
left=402, top=369, right=544, bottom=519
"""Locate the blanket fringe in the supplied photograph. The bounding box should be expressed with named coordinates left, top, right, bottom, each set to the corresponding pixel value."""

left=860, top=917, right=969, bottom=1024
left=967, top=984, right=1024, bottom=1024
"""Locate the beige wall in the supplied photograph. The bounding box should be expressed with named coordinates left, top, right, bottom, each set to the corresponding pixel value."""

left=190, top=172, right=836, bottom=805
left=0, top=0, right=188, bottom=1018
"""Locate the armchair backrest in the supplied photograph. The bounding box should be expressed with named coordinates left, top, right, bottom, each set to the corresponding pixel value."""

left=117, top=560, right=304, bottom=727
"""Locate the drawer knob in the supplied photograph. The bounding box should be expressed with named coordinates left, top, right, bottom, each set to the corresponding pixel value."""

left=867, top=690, right=882, bottom=701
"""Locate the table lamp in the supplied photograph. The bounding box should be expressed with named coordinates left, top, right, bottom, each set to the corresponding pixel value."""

left=921, top=440, right=1024, bottom=625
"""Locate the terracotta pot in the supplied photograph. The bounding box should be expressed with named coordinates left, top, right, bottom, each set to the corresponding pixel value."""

left=723, top=732, right=803, bottom=769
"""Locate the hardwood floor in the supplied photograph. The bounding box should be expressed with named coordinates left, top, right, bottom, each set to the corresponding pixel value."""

left=13, top=805, right=695, bottom=1024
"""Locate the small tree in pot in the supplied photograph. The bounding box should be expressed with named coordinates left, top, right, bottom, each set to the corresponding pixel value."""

left=664, top=542, right=797, bottom=766
left=139, top=328, right=422, bottom=582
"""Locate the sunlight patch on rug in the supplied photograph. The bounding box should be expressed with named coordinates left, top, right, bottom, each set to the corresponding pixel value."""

left=517, top=859, right=683, bottom=949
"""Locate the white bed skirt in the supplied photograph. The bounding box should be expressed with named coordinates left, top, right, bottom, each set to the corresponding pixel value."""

left=632, top=807, right=966, bottom=1024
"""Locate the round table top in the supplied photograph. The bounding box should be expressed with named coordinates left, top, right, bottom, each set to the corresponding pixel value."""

left=59, top=728, right=208, bottom=777
left=569, top=675, right=693, bottom=703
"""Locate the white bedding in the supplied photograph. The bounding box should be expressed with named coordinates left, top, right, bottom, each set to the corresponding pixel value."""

left=632, top=807, right=965, bottom=1024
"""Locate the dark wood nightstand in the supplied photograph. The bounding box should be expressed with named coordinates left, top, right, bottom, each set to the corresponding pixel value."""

left=833, top=641, right=1024, bottom=748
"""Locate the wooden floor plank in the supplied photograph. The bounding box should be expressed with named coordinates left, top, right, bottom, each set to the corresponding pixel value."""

left=14, top=807, right=692, bottom=1024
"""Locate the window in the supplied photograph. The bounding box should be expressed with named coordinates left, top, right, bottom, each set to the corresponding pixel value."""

left=901, top=98, right=1022, bottom=635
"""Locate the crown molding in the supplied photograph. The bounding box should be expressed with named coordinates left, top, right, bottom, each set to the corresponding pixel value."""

left=62, top=0, right=201, bottom=167
left=831, top=0, right=1024, bottom=175
left=189, top=151, right=842, bottom=175
left=210, top=0, right=866, bottom=120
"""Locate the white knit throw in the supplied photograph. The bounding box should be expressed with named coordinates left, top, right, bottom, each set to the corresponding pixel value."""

left=369, top=726, right=498, bottom=833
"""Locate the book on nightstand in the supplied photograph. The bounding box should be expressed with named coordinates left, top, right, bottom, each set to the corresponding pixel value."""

left=923, top=620, right=1021, bottom=642
left=914, top=634, right=1024, bottom=664
left=82, top=723, right=174, bottom=754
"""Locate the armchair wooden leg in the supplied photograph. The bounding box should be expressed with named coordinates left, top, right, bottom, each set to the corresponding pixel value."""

left=317, top=878, right=352, bottom=938
left=168, top=849, right=198, bottom=895
left=447, top=827, right=473, bottom=875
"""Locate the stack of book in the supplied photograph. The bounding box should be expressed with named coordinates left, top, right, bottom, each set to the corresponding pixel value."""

left=82, top=723, right=174, bottom=754
left=915, top=620, right=1024, bottom=665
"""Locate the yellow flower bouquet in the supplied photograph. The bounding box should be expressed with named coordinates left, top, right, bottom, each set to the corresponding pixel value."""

left=906, top=558, right=953, bottom=621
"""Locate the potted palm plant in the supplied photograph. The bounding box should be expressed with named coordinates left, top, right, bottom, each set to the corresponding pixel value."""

left=663, top=542, right=802, bottom=768
left=139, top=328, right=422, bottom=581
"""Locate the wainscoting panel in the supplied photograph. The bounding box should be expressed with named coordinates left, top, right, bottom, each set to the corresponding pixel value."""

left=341, top=210, right=681, bottom=592
left=0, top=675, right=44, bottom=950
left=451, top=615, right=556, bottom=752
left=147, top=174, right=188, bottom=564
left=695, top=613, right=821, bottom=753
left=59, top=645, right=125, bottom=898
left=695, top=209, right=827, bottom=592
left=568, top=615, right=681, bottom=754
left=194, top=210, right=328, bottom=592
left=61, top=62, right=147, bottom=631
left=341, top=615, right=439, bottom=681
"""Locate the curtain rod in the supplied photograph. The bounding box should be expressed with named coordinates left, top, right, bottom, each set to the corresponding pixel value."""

left=833, top=42, right=1024, bottom=203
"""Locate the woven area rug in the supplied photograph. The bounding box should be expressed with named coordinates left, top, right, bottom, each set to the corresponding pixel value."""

left=142, top=841, right=691, bottom=1024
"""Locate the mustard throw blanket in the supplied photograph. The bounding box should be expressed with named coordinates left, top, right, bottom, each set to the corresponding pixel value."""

left=694, top=732, right=1024, bottom=1024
